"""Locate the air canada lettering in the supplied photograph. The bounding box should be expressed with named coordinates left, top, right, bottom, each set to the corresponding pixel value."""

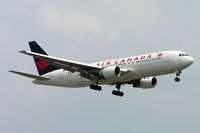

left=96, top=54, right=159, bottom=67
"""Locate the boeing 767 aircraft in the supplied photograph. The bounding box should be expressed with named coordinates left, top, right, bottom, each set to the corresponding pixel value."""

left=10, top=41, right=194, bottom=97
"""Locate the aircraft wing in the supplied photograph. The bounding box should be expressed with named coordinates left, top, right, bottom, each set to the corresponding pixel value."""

left=19, top=50, right=102, bottom=81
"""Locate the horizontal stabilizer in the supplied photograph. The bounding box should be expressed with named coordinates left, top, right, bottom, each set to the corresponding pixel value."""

left=9, top=70, right=50, bottom=80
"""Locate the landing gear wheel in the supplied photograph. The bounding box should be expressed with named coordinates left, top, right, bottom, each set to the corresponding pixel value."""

left=112, top=84, right=124, bottom=97
left=175, top=77, right=180, bottom=82
left=96, top=86, right=102, bottom=91
left=112, top=90, right=124, bottom=97
left=90, top=85, right=102, bottom=91
left=119, top=91, right=124, bottom=97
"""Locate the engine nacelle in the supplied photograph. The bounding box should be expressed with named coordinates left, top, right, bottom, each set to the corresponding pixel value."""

left=133, top=77, right=157, bottom=89
left=99, top=66, right=121, bottom=79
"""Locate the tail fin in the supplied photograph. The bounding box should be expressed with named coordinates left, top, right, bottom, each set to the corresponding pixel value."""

left=29, top=41, right=59, bottom=75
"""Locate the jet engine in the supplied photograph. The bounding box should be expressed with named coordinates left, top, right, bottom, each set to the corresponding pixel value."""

left=133, top=77, right=157, bottom=89
left=99, top=66, right=121, bottom=79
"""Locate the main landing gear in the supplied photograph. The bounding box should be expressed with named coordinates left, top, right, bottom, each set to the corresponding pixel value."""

left=175, top=70, right=181, bottom=82
left=90, top=84, right=102, bottom=91
left=90, top=84, right=124, bottom=97
left=112, top=84, right=124, bottom=97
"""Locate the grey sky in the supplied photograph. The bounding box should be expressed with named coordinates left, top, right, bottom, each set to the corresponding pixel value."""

left=1, top=0, right=200, bottom=133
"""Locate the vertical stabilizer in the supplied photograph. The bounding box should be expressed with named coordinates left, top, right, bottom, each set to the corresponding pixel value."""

left=29, top=41, right=59, bottom=75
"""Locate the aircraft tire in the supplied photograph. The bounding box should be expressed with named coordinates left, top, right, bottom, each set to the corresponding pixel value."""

left=112, top=90, right=124, bottom=97
left=175, top=77, right=180, bottom=82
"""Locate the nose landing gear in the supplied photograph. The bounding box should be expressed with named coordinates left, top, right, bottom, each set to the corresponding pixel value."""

left=175, top=70, right=181, bottom=82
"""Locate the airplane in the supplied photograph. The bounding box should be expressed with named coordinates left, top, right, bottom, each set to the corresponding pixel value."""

left=9, top=41, right=194, bottom=97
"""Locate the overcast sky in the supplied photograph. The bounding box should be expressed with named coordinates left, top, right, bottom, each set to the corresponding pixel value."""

left=1, top=0, right=200, bottom=133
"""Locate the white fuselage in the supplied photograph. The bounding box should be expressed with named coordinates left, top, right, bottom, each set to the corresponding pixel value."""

left=33, top=51, right=194, bottom=87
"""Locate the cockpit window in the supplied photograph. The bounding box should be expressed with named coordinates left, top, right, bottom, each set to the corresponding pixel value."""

left=179, top=53, right=189, bottom=57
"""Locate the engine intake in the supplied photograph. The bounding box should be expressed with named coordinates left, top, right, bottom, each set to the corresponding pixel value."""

left=99, top=66, right=121, bottom=79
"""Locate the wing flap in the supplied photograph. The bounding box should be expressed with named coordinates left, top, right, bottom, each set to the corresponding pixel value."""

left=9, top=70, right=50, bottom=80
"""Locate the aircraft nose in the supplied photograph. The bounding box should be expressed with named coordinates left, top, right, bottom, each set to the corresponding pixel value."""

left=184, top=56, right=194, bottom=66
left=188, top=56, right=194, bottom=65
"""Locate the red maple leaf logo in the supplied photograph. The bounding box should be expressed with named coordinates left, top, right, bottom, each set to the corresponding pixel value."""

left=36, top=60, right=47, bottom=70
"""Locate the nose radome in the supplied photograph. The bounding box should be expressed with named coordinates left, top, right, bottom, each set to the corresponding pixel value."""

left=187, top=56, right=194, bottom=65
